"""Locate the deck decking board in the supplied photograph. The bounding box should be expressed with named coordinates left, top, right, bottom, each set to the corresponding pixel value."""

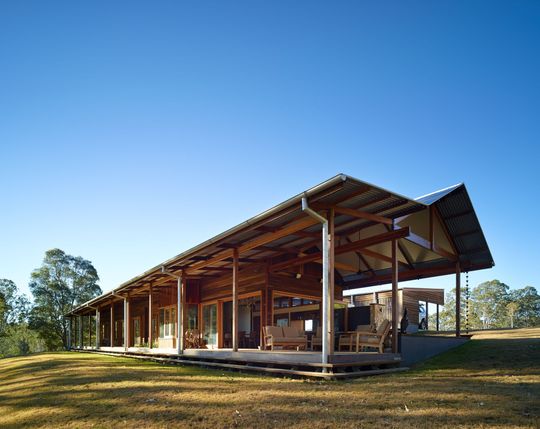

left=73, top=347, right=402, bottom=379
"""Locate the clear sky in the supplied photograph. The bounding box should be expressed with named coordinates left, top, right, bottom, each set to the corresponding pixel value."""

left=1, top=1, right=539, bottom=299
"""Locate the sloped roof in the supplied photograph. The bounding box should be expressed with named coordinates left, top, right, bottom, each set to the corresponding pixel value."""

left=417, top=183, right=494, bottom=269
left=68, top=175, right=493, bottom=315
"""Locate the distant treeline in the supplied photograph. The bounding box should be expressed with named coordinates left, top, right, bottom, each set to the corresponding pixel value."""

left=430, top=280, right=539, bottom=331
left=1, top=250, right=539, bottom=358
left=1, top=249, right=101, bottom=358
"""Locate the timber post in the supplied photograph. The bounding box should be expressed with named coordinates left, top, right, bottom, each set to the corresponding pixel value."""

left=232, top=248, right=239, bottom=352
left=456, top=262, right=461, bottom=337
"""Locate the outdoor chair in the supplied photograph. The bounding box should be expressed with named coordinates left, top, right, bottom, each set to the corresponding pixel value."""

left=184, top=329, right=204, bottom=349
left=263, top=326, right=307, bottom=351
left=338, top=324, right=373, bottom=351
left=355, top=319, right=391, bottom=353
left=311, top=326, right=322, bottom=350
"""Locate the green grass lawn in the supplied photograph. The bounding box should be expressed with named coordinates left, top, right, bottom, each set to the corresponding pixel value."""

left=0, top=328, right=538, bottom=428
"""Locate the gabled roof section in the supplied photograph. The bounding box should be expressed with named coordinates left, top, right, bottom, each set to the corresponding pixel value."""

left=67, top=175, right=494, bottom=315
left=418, top=183, right=494, bottom=270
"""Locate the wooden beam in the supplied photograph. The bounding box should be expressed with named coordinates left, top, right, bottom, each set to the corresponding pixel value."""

left=186, top=216, right=320, bottom=274
left=385, top=225, right=414, bottom=269
left=251, top=198, right=408, bottom=264
left=270, top=227, right=410, bottom=272
left=315, top=259, right=357, bottom=273
left=329, top=205, right=393, bottom=225
left=336, top=199, right=411, bottom=237
left=357, top=248, right=410, bottom=268
left=342, top=264, right=458, bottom=289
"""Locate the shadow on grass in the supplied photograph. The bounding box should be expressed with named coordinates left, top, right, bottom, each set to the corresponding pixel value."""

left=1, top=341, right=539, bottom=428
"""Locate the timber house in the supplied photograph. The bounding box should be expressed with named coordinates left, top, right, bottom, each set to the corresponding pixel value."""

left=67, top=174, right=493, bottom=378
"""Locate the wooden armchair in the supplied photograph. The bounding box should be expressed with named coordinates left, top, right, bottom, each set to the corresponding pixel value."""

left=311, top=327, right=322, bottom=350
left=355, top=319, right=391, bottom=353
left=184, top=329, right=204, bottom=349
left=338, top=324, right=373, bottom=351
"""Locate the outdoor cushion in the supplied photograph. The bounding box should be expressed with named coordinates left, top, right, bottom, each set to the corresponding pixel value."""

left=356, top=324, right=373, bottom=332
left=265, top=326, right=284, bottom=338
left=270, top=337, right=304, bottom=343
left=282, top=326, right=303, bottom=338
left=377, top=320, right=390, bottom=335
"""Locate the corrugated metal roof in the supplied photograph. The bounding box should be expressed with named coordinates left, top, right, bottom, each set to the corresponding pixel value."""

left=67, top=175, right=493, bottom=314
left=430, top=184, right=494, bottom=268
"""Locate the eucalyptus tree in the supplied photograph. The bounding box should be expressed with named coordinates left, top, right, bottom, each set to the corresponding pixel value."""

left=0, top=279, right=29, bottom=336
left=29, top=249, right=101, bottom=350
left=509, top=286, right=540, bottom=327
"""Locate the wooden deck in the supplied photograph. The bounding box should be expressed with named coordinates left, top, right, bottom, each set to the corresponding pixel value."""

left=73, top=346, right=404, bottom=379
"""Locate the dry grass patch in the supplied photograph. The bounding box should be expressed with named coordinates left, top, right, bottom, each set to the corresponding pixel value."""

left=0, top=328, right=538, bottom=428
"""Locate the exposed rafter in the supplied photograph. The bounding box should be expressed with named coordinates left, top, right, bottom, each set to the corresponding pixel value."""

left=270, top=227, right=410, bottom=272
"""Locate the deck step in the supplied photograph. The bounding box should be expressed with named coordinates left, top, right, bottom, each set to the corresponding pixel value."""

left=332, top=367, right=409, bottom=379
left=74, top=349, right=407, bottom=379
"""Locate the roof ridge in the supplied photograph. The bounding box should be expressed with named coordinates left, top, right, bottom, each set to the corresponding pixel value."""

left=415, top=183, right=463, bottom=201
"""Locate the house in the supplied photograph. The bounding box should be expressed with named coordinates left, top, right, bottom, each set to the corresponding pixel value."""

left=66, top=174, right=493, bottom=377
left=347, top=287, right=445, bottom=333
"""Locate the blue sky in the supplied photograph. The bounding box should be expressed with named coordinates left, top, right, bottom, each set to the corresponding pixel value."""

left=1, top=1, right=539, bottom=299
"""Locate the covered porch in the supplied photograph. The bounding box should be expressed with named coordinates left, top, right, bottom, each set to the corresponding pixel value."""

left=66, top=174, right=493, bottom=377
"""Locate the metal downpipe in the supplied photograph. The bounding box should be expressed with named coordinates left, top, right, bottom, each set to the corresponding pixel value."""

left=301, top=196, right=330, bottom=372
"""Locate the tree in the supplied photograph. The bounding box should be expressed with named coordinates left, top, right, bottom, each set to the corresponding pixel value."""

left=436, top=287, right=478, bottom=331
left=506, top=301, right=519, bottom=328
left=0, top=279, right=30, bottom=336
left=509, top=286, right=540, bottom=327
left=471, top=280, right=510, bottom=328
left=0, top=279, right=34, bottom=357
left=29, top=249, right=101, bottom=350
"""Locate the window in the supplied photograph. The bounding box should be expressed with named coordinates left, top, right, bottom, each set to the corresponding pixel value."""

left=188, top=305, right=198, bottom=330
left=276, top=317, right=289, bottom=327
left=133, top=318, right=141, bottom=346
left=202, top=304, right=217, bottom=347
left=159, top=309, right=165, bottom=338
left=159, top=305, right=176, bottom=338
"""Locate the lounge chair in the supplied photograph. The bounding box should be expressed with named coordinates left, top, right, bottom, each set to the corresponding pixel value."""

left=311, top=326, right=322, bottom=350
left=355, top=319, right=391, bottom=353
left=338, top=324, right=373, bottom=351
left=263, top=326, right=307, bottom=351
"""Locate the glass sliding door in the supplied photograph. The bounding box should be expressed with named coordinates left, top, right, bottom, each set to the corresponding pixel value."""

left=222, top=296, right=261, bottom=349
left=202, top=303, right=218, bottom=348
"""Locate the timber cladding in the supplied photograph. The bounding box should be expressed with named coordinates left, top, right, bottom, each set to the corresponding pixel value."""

left=352, top=288, right=444, bottom=324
